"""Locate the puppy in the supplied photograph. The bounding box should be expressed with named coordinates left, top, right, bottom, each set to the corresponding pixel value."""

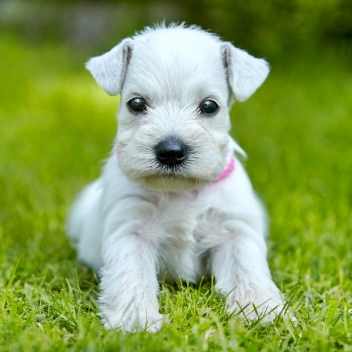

left=68, top=24, right=286, bottom=332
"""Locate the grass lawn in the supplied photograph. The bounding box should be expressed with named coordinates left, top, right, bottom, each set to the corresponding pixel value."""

left=0, top=34, right=351, bottom=351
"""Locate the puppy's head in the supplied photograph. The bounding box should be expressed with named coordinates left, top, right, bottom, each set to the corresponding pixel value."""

left=86, top=24, right=269, bottom=191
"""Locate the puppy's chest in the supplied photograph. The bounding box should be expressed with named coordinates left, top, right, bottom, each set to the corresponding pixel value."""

left=144, top=192, right=206, bottom=248
left=141, top=192, right=224, bottom=281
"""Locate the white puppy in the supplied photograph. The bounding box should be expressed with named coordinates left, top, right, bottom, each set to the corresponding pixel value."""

left=68, top=24, right=286, bottom=332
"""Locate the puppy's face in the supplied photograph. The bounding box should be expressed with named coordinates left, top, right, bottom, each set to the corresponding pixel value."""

left=86, top=25, right=269, bottom=191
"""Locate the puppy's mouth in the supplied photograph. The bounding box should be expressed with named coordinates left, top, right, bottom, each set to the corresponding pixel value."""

left=130, top=153, right=217, bottom=191
left=125, top=158, right=218, bottom=192
left=140, top=172, right=206, bottom=192
left=154, top=162, right=188, bottom=176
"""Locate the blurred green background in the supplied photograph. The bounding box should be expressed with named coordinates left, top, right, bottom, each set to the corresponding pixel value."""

left=0, top=1, right=351, bottom=351
left=1, top=0, right=352, bottom=58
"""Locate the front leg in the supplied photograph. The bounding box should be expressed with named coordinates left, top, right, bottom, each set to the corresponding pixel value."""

left=198, top=208, right=285, bottom=322
left=99, top=212, right=164, bottom=332
left=212, top=235, right=284, bottom=322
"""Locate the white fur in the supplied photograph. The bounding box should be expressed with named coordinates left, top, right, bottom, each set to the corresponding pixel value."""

left=68, top=24, right=286, bottom=332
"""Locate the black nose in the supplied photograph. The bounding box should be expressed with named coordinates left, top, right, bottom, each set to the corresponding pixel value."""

left=154, top=136, right=189, bottom=167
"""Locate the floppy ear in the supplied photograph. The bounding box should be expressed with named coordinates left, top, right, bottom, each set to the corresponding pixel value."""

left=86, top=38, right=133, bottom=95
left=221, top=42, right=270, bottom=102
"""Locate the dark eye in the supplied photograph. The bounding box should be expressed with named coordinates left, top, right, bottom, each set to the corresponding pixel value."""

left=127, top=97, right=147, bottom=114
left=199, top=99, right=219, bottom=115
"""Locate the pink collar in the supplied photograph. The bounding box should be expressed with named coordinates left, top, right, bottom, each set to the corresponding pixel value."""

left=214, top=157, right=236, bottom=183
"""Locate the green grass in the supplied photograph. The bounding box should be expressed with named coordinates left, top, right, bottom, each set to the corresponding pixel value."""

left=0, top=34, right=351, bottom=351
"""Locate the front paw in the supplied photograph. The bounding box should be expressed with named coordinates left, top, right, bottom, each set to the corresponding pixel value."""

left=100, top=298, right=165, bottom=333
left=224, top=280, right=288, bottom=323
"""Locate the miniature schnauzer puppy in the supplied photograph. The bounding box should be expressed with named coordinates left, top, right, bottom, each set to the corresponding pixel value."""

left=68, top=24, right=286, bottom=332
